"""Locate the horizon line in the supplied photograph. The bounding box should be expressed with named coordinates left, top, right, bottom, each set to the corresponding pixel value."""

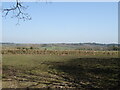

left=0, top=42, right=119, bottom=45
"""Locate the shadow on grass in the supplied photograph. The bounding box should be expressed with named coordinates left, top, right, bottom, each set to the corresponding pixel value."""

left=2, top=58, right=120, bottom=89
left=47, top=58, right=120, bottom=88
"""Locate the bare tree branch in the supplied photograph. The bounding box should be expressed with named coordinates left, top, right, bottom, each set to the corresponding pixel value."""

left=2, top=0, right=31, bottom=24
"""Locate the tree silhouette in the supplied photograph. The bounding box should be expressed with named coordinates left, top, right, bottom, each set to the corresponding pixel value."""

left=2, top=0, right=31, bottom=24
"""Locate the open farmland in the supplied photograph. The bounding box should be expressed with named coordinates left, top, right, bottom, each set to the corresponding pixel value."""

left=2, top=46, right=120, bottom=89
left=1, top=43, right=120, bottom=89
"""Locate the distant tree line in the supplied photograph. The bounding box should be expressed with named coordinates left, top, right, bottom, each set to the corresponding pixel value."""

left=17, top=46, right=35, bottom=50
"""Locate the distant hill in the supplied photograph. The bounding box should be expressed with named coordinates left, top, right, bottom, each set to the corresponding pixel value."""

left=1, top=42, right=119, bottom=51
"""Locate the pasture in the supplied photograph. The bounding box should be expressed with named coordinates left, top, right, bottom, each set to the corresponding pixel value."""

left=2, top=51, right=120, bottom=88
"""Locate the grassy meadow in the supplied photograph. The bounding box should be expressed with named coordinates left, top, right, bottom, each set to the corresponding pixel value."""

left=2, top=46, right=120, bottom=89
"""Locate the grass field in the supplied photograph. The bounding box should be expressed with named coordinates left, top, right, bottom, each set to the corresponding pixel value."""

left=2, top=53, right=120, bottom=88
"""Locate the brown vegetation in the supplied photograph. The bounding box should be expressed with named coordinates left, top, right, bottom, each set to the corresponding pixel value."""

left=1, top=49, right=118, bottom=57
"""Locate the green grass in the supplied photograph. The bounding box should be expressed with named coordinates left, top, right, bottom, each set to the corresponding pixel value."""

left=2, top=54, right=120, bottom=88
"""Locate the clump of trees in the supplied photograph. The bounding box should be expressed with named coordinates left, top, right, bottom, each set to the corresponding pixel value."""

left=30, top=47, right=33, bottom=49
left=108, top=45, right=119, bottom=51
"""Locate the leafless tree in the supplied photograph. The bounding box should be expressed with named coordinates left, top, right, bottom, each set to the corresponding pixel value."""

left=2, top=0, right=31, bottom=24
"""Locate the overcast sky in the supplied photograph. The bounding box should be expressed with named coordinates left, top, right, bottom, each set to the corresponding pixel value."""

left=2, top=2, right=118, bottom=44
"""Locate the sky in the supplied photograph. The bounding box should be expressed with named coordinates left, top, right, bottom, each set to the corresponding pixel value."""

left=2, top=2, right=118, bottom=44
